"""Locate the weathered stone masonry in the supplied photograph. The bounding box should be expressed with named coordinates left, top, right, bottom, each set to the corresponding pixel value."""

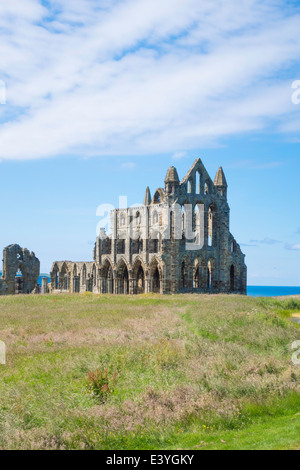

left=50, top=159, right=247, bottom=295
left=0, top=244, right=40, bottom=295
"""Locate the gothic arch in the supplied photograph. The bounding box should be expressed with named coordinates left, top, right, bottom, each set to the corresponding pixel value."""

left=152, top=188, right=165, bottom=204
left=81, top=263, right=87, bottom=288
left=179, top=255, right=192, bottom=291
left=60, top=262, right=70, bottom=291
left=207, top=258, right=216, bottom=291
left=102, top=258, right=114, bottom=294
left=152, top=210, right=159, bottom=224
left=132, top=257, right=145, bottom=294
left=196, top=171, right=202, bottom=194
left=52, top=263, right=59, bottom=290
left=208, top=203, right=218, bottom=247
left=230, top=264, right=236, bottom=292
left=117, top=258, right=129, bottom=294
left=149, top=257, right=162, bottom=293
left=72, top=263, right=80, bottom=293
left=193, top=257, right=204, bottom=289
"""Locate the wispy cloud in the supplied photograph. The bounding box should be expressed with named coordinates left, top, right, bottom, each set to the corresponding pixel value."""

left=120, top=162, right=136, bottom=169
left=229, top=159, right=284, bottom=170
left=171, top=151, right=188, bottom=160
left=285, top=243, right=300, bottom=251
left=240, top=243, right=257, bottom=247
left=250, top=237, right=282, bottom=245
left=0, top=1, right=300, bottom=160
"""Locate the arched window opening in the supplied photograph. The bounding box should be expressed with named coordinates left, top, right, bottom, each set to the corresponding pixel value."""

left=53, top=266, right=59, bottom=290
left=193, top=265, right=199, bottom=289
left=137, top=265, right=144, bottom=294
left=82, top=265, right=87, bottom=286
left=15, top=268, right=24, bottom=295
left=138, top=237, right=143, bottom=253
left=207, top=263, right=212, bottom=290
left=196, top=172, right=201, bottom=194
left=230, top=265, right=235, bottom=291
left=169, top=210, right=174, bottom=240
left=188, top=179, right=192, bottom=194
left=152, top=238, right=158, bottom=253
left=181, top=261, right=186, bottom=289
left=122, top=266, right=129, bottom=294
left=193, top=205, right=199, bottom=235
left=204, top=182, right=209, bottom=195
left=208, top=207, right=214, bottom=247
left=92, top=264, right=97, bottom=287
left=132, top=237, right=143, bottom=254
left=153, top=267, right=160, bottom=293
left=107, top=266, right=113, bottom=294
left=153, top=211, right=158, bottom=224
left=153, top=190, right=162, bottom=204
left=120, top=214, right=126, bottom=226
left=64, top=272, right=70, bottom=291
left=73, top=264, right=77, bottom=277
left=136, top=211, right=141, bottom=225
left=117, top=239, right=125, bottom=254
left=60, top=263, right=68, bottom=291
left=118, top=263, right=129, bottom=294
left=103, top=262, right=114, bottom=294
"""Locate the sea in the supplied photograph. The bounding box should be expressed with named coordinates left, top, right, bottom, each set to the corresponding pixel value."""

left=247, top=286, right=300, bottom=297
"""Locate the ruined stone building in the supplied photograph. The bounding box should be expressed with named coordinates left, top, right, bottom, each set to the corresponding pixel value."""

left=50, top=159, right=247, bottom=295
left=0, top=244, right=40, bottom=295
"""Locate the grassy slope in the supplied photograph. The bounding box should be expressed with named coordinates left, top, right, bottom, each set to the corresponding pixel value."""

left=0, top=293, right=299, bottom=450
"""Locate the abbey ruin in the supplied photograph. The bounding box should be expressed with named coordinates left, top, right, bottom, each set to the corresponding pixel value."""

left=0, top=244, right=40, bottom=295
left=50, top=158, right=247, bottom=295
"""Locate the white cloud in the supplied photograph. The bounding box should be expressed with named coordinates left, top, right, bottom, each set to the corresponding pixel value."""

left=171, top=151, right=187, bottom=160
left=285, top=243, right=300, bottom=251
left=0, top=0, right=300, bottom=160
left=250, top=237, right=282, bottom=245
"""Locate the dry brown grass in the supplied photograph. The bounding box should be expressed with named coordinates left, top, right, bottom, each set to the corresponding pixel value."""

left=0, top=293, right=299, bottom=449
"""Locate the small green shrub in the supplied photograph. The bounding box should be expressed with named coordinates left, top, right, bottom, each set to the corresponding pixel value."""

left=87, top=369, right=117, bottom=402
left=285, top=299, right=300, bottom=310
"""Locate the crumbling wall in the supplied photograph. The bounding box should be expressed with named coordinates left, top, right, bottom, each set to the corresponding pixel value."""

left=0, top=244, right=40, bottom=295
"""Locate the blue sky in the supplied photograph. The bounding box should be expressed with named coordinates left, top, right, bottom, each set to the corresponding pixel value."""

left=0, top=0, right=300, bottom=285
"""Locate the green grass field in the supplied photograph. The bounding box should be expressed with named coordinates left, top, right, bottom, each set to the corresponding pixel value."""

left=0, top=293, right=300, bottom=450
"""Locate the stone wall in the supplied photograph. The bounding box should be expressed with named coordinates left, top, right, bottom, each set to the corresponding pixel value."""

left=0, top=244, right=40, bottom=295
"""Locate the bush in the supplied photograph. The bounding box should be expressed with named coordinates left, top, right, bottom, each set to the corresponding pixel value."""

left=87, top=369, right=117, bottom=403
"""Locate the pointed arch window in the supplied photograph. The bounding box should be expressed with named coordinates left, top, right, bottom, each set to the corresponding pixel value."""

left=120, top=214, right=126, bottom=226
left=136, top=211, right=141, bottom=225
left=196, top=172, right=201, bottom=194
left=153, top=211, right=158, bottom=224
